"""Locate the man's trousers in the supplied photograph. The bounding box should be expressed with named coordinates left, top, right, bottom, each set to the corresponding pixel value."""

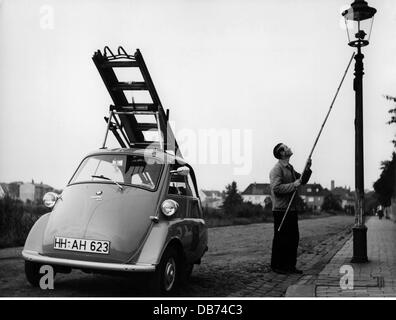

left=271, top=210, right=299, bottom=271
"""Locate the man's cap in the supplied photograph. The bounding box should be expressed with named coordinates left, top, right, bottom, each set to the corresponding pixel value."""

left=273, top=143, right=284, bottom=159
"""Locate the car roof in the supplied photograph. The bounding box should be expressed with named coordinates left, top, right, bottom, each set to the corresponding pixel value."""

left=85, top=148, right=187, bottom=166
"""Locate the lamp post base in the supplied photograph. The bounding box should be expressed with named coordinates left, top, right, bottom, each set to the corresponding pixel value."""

left=351, top=225, right=368, bottom=263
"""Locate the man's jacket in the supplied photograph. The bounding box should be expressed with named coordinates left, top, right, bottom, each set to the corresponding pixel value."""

left=269, top=161, right=312, bottom=211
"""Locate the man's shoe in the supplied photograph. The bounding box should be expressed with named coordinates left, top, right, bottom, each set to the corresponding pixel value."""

left=271, top=267, right=289, bottom=275
left=289, top=268, right=303, bottom=274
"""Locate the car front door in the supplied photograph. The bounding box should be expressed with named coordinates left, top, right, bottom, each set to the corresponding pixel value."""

left=185, top=169, right=207, bottom=263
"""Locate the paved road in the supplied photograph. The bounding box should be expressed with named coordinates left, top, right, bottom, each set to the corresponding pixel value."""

left=0, top=215, right=353, bottom=297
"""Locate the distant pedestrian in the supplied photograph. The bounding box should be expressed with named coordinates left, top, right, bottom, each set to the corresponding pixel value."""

left=269, top=143, right=312, bottom=274
left=377, top=205, right=384, bottom=220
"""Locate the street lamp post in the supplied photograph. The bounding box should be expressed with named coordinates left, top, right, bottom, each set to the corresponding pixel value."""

left=342, top=0, right=377, bottom=263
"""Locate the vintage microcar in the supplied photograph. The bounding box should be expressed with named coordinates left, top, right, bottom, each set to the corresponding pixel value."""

left=22, top=148, right=208, bottom=294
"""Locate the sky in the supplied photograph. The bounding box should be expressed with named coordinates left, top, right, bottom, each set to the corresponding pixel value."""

left=0, top=0, right=395, bottom=193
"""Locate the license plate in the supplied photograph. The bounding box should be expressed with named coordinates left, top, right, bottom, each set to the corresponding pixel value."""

left=54, top=237, right=110, bottom=254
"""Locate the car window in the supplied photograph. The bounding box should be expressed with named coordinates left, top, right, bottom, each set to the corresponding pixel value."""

left=168, top=174, right=190, bottom=196
left=96, top=158, right=124, bottom=181
left=69, top=154, right=162, bottom=190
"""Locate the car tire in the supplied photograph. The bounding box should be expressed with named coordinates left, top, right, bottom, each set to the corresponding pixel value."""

left=25, top=261, right=41, bottom=287
left=25, top=261, right=57, bottom=287
left=150, top=246, right=181, bottom=296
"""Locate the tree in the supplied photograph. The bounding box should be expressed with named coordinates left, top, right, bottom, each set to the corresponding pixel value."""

left=374, top=152, right=396, bottom=207
left=373, top=95, right=396, bottom=207
left=222, top=181, right=243, bottom=215
left=365, top=191, right=380, bottom=215
left=264, top=196, right=272, bottom=210
left=322, top=194, right=342, bottom=212
left=384, top=95, right=396, bottom=147
left=294, top=195, right=307, bottom=212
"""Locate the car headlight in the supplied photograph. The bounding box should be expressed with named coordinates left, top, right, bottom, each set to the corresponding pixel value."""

left=161, top=199, right=179, bottom=217
left=43, top=192, right=60, bottom=208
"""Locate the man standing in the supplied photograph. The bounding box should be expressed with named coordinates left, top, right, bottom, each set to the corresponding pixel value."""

left=269, top=143, right=312, bottom=274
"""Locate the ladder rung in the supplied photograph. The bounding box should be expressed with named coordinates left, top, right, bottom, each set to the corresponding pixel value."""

left=112, top=82, right=147, bottom=91
left=137, top=123, right=158, bottom=131
left=112, top=104, right=158, bottom=112
left=132, top=141, right=159, bottom=147
left=101, top=61, right=139, bottom=68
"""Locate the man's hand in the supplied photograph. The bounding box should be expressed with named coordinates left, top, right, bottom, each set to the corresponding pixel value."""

left=293, top=179, right=301, bottom=189
left=306, top=158, right=312, bottom=169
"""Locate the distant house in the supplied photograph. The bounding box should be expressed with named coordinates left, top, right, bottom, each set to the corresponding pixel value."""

left=299, top=183, right=329, bottom=210
left=330, top=180, right=355, bottom=213
left=332, top=187, right=354, bottom=209
left=1, top=181, right=23, bottom=199
left=0, top=181, right=23, bottom=199
left=199, top=190, right=223, bottom=209
left=19, top=180, right=54, bottom=203
left=241, top=183, right=272, bottom=207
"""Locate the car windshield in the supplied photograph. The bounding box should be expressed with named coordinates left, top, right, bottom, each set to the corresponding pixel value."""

left=69, top=154, right=163, bottom=190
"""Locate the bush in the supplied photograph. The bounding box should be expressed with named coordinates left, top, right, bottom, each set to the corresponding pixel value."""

left=0, top=196, right=49, bottom=248
left=203, top=201, right=272, bottom=228
left=322, top=194, right=342, bottom=211
left=324, top=209, right=343, bottom=215
left=24, top=202, right=50, bottom=216
left=232, top=217, right=252, bottom=225
left=203, top=206, right=224, bottom=219
left=234, top=202, right=266, bottom=218
left=222, top=181, right=243, bottom=215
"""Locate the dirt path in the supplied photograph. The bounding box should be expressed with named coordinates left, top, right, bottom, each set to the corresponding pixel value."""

left=0, top=215, right=354, bottom=297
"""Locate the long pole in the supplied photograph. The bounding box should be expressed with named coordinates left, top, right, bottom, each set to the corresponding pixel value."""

left=278, top=53, right=355, bottom=232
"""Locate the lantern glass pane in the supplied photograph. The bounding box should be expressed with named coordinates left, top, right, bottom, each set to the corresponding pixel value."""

left=344, top=17, right=374, bottom=46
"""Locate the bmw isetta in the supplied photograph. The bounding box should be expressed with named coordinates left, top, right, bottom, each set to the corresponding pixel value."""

left=22, top=47, right=208, bottom=295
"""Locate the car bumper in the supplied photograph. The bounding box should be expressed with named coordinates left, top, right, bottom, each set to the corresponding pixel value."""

left=22, top=250, right=156, bottom=272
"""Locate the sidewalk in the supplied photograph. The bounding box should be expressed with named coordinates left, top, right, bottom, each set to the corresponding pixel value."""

left=286, top=217, right=396, bottom=297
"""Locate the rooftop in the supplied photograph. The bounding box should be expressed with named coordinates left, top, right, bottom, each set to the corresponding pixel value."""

left=201, top=190, right=222, bottom=197
left=242, top=183, right=271, bottom=195
left=299, top=183, right=329, bottom=196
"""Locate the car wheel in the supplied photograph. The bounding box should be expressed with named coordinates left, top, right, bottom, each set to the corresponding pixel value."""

left=25, top=261, right=57, bottom=287
left=25, top=261, right=41, bottom=287
left=151, top=246, right=181, bottom=295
